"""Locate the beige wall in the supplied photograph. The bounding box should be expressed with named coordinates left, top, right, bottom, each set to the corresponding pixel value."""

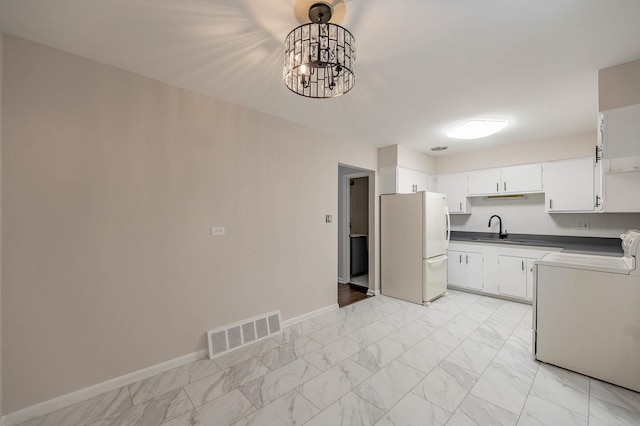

left=1, top=35, right=379, bottom=413
left=436, top=132, right=595, bottom=174
left=599, top=58, right=640, bottom=111
left=396, top=144, right=437, bottom=174
left=377, top=145, right=397, bottom=168
left=378, top=144, right=437, bottom=174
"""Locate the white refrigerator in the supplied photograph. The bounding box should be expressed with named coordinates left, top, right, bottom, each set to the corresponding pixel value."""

left=381, top=192, right=450, bottom=305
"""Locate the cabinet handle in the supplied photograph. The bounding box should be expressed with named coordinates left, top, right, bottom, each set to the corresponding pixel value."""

left=522, top=260, right=524, bottom=271
left=459, top=202, right=462, bottom=211
left=459, top=254, right=462, bottom=263
left=595, top=195, right=601, bottom=208
left=504, top=182, right=507, bottom=191
left=466, top=255, right=468, bottom=265
left=496, top=182, right=499, bottom=192
left=549, top=199, right=553, bottom=210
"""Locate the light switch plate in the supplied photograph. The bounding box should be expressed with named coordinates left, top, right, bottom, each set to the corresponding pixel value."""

left=325, top=215, right=332, bottom=223
left=212, top=227, right=225, bottom=236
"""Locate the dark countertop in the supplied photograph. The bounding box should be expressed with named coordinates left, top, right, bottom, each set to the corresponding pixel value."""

left=450, top=231, right=624, bottom=256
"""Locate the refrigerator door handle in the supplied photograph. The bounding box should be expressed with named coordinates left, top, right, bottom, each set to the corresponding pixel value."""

left=532, top=263, right=538, bottom=357
left=426, top=255, right=448, bottom=264
left=444, top=206, right=451, bottom=247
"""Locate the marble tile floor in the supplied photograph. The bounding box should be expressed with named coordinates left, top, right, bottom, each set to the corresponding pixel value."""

left=19, top=290, right=640, bottom=426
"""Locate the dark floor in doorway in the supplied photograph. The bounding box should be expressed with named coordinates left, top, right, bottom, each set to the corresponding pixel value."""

left=338, top=282, right=369, bottom=308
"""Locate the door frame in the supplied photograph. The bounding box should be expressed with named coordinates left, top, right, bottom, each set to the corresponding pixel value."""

left=340, top=170, right=369, bottom=288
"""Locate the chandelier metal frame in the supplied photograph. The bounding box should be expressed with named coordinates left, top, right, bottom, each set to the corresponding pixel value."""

left=283, top=3, right=355, bottom=98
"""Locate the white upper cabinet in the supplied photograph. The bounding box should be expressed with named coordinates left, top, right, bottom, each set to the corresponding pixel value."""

left=543, top=157, right=596, bottom=213
left=397, top=167, right=429, bottom=193
left=501, top=163, right=543, bottom=194
left=380, top=166, right=431, bottom=194
left=467, top=168, right=501, bottom=195
left=601, top=103, right=640, bottom=172
left=437, top=172, right=471, bottom=214
left=598, top=103, right=640, bottom=212
left=467, top=164, right=542, bottom=196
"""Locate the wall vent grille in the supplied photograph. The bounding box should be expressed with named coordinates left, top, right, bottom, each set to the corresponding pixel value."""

left=207, top=311, right=282, bottom=359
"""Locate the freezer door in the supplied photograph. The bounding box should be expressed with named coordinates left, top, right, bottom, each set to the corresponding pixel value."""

left=423, top=255, right=447, bottom=303
left=424, top=192, right=449, bottom=258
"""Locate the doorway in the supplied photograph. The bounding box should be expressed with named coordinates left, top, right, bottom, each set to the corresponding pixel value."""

left=338, top=165, right=373, bottom=307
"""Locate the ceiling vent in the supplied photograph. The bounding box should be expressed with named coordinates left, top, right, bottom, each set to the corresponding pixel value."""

left=430, top=146, right=449, bottom=152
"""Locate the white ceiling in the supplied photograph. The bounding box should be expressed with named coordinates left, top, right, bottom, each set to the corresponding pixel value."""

left=2, top=0, right=640, bottom=156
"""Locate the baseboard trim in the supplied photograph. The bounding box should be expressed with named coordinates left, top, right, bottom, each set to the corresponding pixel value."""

left=5, top=349, right=208, bottom=426
left=337, top=277, right=345, bottom=284
left=366, top=288, right=380, bottom=297
left=281, top=303, right=339, bottom=328
left=446, top=285, right=532, bottom=305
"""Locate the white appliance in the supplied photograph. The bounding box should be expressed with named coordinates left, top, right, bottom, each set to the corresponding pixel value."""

left=533, top=229, right=640, bottom=392
left=381, top=192, right=450, bottom=305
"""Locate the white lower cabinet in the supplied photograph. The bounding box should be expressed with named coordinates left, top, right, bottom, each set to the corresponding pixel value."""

left=448, top=242, right=556, bottom=301
left=498, top=255, right=528, bottom=299
left=447, top=250, right=483, bottom=290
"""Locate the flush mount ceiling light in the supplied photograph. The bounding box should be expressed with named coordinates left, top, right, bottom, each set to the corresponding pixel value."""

left=283, top=2, right=355, bottom=98
left=447, top=120, right=509, bottom=139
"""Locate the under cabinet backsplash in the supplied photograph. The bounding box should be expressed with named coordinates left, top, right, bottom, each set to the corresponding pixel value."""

left=449, top=193, right=640, bottom=238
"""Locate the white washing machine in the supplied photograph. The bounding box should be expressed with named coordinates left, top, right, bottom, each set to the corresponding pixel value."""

left=533, top=230, right=640, bottom=392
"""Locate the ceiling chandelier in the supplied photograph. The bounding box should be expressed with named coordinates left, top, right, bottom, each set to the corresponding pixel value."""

left=283, top=2, right=355, bottom=98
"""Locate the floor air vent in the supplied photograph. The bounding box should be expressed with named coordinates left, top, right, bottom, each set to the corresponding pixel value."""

left=207, top=311, right=282, bottom=359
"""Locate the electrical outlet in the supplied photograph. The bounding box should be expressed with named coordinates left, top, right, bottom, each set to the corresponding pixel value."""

left=576, top=221, right=590, bottom=230
left=325, top=215, right=332, bottom=223
left=211, top=226, right=225, bottom=236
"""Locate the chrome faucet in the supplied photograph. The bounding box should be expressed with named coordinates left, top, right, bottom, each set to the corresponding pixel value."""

left=488, top=215, right=508, bottom=239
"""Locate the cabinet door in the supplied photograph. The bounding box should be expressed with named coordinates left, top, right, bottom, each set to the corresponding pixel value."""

left=501, top=164, right=542, bottom=193
left=498, top=256, right=527, bottom=298
left=467, top=169, right=501, bottom=195
left=396, top=167, right=416, bottom=193
left=526, top=258, right=536, bottom=300
left=415, top=171, right=430, bottom=192
left=601, top=103, right=640, bottom=160
left=397, top=168, right=429, bottom=193
left=544, top=158, right=595, bottom=212
left=447, top=251, right=465, bottom=287
left=437, top=173, right=470, bottom=214
left=465, top=253, right=483, bottom=290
